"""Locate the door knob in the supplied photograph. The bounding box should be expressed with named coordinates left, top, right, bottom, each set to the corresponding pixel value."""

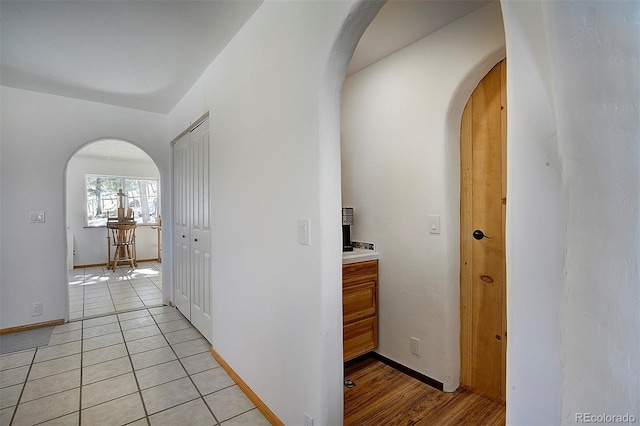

left=473, top=229, right=492, bottom=240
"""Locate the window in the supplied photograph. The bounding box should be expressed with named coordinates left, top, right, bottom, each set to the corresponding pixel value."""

left=86, top=175, right=159, bottom=226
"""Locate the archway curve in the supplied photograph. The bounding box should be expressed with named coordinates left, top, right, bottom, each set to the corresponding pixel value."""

left=320, top=2, right=507, bottom=419
left=67, top=136, right=156, bottom=164
left=316, top=2, right=385, bottom=423
left=63, top=137, right=164, bottom=320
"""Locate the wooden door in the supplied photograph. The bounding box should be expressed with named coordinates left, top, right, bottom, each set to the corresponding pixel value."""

left=173, top=133, right=191, bottom=318
left=189, top=119, right=213, bottom=341
left=460, top=60, right=507, bottom=401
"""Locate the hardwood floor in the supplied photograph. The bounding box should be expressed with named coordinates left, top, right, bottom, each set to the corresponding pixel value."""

left=344, top=357, right=505, bottom=426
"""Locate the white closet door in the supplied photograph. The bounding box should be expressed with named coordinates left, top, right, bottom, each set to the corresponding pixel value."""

left=189, top=119, right=212, bottom=341
left=173, top=133, right=191, bottom=318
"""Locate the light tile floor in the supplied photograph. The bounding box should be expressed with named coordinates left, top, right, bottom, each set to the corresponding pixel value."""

left=68, top=262, right=164, bottom=320
left=0, top=306, right=269, bottom=426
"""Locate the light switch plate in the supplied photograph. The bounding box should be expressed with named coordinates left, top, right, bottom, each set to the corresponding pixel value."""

left=428, top=215, right=440, bottom=234
left=298, top=218, right=311, bottom=245
left=29, top=211, right=46, bottom=223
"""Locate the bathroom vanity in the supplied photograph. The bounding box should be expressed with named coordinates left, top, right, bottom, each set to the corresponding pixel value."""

left=342, top=250, right=379, bottom=362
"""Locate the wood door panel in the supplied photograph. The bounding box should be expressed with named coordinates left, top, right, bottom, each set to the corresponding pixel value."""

left=470, top=62, right=503, bottom=398
left=460, top=60, right=506, bottom=401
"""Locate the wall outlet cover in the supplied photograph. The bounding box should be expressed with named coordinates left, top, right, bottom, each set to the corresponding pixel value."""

left=32, top=302, right=43, bottom=316
left=410, top=337, right=420, bottom=356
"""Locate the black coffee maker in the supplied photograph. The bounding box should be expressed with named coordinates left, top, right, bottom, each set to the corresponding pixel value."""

left=342, top=207, right=354, bottom=252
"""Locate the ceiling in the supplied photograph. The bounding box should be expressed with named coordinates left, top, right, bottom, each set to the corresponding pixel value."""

left=349, top=0, right=491, bottom=76
left=0, top=0, right=263, bottom=114
left=1, top=0, right=491, bottom=117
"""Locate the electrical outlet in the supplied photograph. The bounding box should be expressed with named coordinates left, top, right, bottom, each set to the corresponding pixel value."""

left=32, top=302, right=43, bottom=316
left=304, top=412, right=313, bottom=426
left=410, top=337, right=420, bottom=356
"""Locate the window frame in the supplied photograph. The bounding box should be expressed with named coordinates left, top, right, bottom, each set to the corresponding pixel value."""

left=85, top=174, right=160, bottom=227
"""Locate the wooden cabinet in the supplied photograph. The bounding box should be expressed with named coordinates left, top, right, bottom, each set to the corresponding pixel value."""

left=343, top=259, right=378, bottom=361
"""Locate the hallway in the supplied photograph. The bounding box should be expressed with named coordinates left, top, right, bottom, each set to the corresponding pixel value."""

left=0, top=306, right=268, bottom=425
left=68, top=262, right=163, bottom=320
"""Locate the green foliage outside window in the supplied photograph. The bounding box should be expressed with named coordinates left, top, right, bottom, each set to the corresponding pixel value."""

left=86, top=175, right=159, bottom=226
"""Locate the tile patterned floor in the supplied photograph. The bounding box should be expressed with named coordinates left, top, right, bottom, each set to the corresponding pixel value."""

left=68, top=262, right=164, bottom=320
left=0, top=306, right=270, bottom=425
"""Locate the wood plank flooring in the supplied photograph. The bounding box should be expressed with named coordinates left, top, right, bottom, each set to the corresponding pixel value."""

left=344, top=357, right=505, bottom=425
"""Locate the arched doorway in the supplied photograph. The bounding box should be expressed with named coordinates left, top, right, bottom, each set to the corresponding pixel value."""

left=65, top=139, right=164, bottom=320
left=337, top=1, right=507, bottom=422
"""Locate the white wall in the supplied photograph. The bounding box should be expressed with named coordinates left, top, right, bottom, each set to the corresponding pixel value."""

left=2, top=2, right=636, bottom=424
left=341, top=3, right=505, bottom=391
left=545, top=3, right=640, bottom=420
left=502, top=0, right=639, bottom=424
left=66, top=155, right=161, bottom=266
left=0, top=87, right=170, bottom=328
left=167, top=1, right=381, bottom=424
left=500, top=2, right=564, bottom=423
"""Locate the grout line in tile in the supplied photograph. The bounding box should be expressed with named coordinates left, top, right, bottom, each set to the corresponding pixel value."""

left=5, top=303, right=240, bottom=426
left=15, top=263, right=215, bottom=424
left=7, top=349, right=37, bottom=425
left=119, top=309, right=151, bottom=424
left=79, top=317, right=84, bottom=426
left=219, top=408, right=258, bottom=425
left=149, top=314, right=222, bottom=425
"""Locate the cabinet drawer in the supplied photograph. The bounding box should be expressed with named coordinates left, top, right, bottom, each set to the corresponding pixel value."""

left=343, top=260, right=378, bottom=286
left=343, top=281, right=376, bottom=323
left=343, top=316, right=378, bottom=362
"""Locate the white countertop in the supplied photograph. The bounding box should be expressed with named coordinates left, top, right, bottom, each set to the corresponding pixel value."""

left=342, top=248, right=379, bottom=264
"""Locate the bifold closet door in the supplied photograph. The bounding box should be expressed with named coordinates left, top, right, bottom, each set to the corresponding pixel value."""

left=173, top=133, right=191, bottom=317
left=189, top=120, right=212, bottom=341
left=172, top=118, right=212, bottom=342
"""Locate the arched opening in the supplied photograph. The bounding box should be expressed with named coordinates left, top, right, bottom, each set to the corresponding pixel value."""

left=336, top=0, right=506, bottom=421
left=65, top=139, right=164, bottom=320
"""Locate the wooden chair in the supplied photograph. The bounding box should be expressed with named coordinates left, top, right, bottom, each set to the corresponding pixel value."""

left=108, top=223, right=137, bottom=271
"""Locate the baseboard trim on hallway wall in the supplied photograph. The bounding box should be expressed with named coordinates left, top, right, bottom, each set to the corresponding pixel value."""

left=73, top=259, right=158, bottom=269
left=0, top=318, right=66, bottom=335
left=210, top=347, right=284, bottom=425
left=361, top=352, right=444, bottom=391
